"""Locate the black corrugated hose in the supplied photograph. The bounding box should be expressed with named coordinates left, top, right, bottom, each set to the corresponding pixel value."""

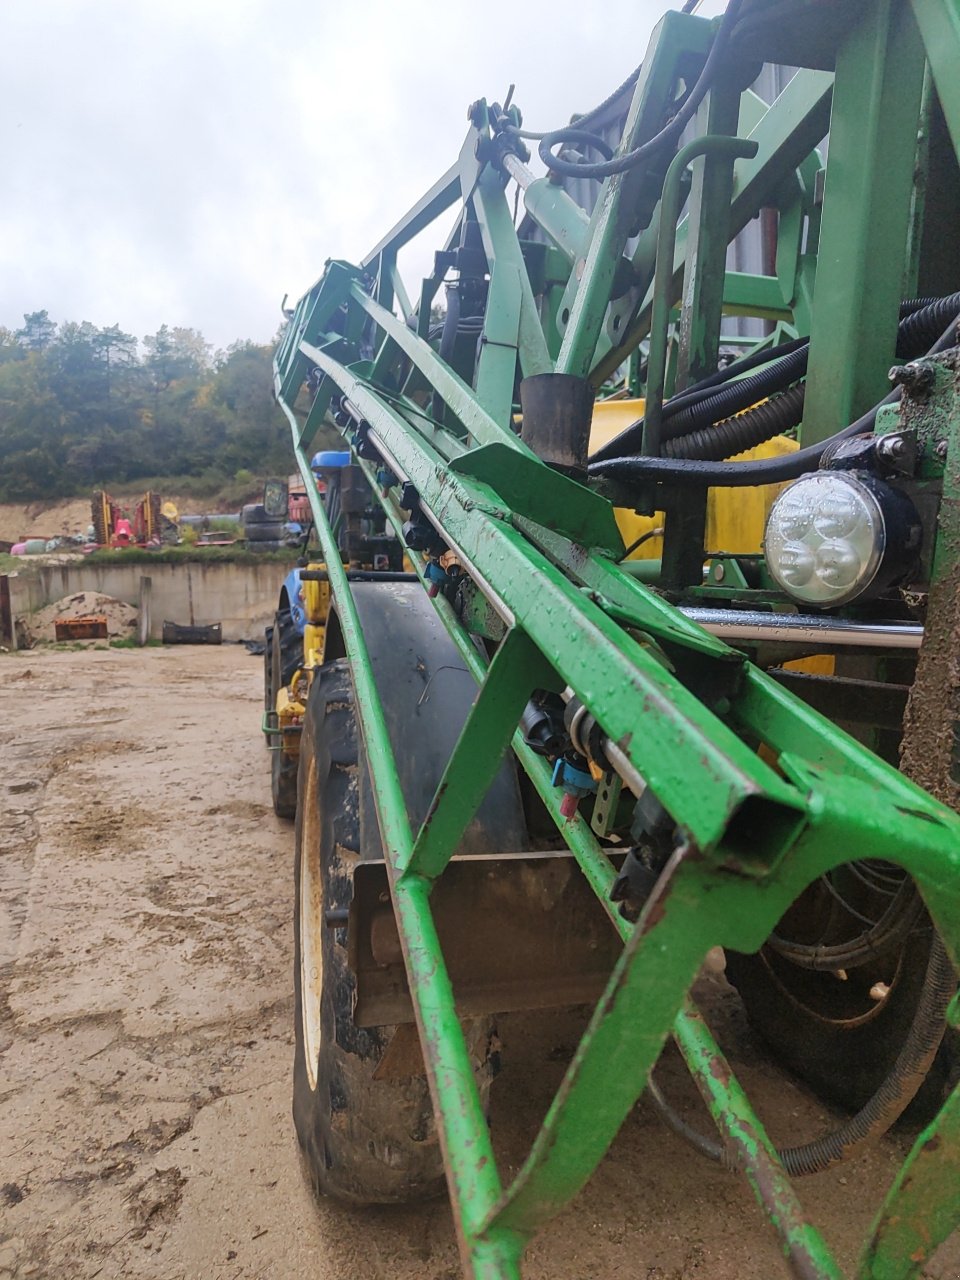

left=664, top=383, right=806, bottom=460
left=590, top=300, right=960, bottom=486
left=590, top=293, right=960, bottom=467
left=662, top=346, right=808, bottom=445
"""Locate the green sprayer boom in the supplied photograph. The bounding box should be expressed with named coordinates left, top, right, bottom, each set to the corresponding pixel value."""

left=271, top=3, right=960, bottom=1275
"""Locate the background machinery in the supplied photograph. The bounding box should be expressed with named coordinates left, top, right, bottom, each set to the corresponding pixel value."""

left=267, top=1, right=960, bottom=1275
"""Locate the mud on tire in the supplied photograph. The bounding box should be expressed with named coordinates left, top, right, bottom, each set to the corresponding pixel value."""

left=293, top=659, right=493, bottom=1204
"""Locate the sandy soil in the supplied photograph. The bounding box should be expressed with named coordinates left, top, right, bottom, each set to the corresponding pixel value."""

left=1, top=646, right=957, bottom=1280
left=0, top=497, right=232, bottom=545
left=18, top=594, right=138, bottom=646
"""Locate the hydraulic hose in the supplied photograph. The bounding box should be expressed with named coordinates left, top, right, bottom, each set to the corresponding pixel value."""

left=662, top=291, right=959, bottom=462
left=663, top=347, right=807, bottom=444
left=651, top=934, right=955, bottom=1177
left=896, top=291, right=960, bottom=356
left=537, top=0, right=745, bottom=180
left=589, top=402, right=888, bottom=487
left=664, top=383, right=805, bottom=460
left=589, top=294, right=958, bottom=467
left=590, top=308, right=960, bottom=487
left=659, top=335, right=809, bottom=416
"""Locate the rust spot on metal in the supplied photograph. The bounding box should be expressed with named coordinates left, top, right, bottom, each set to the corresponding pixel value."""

left=421, top=781, right=447, bottom=830
left=708, top=1055, right=732, bottom=1087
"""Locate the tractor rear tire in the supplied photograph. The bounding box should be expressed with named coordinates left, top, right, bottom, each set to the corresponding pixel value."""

left=293, top=659, right=494, bottom=1204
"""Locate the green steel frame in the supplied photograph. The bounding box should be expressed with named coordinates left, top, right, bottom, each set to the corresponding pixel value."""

left=274, top=4, right=960, bottom=1276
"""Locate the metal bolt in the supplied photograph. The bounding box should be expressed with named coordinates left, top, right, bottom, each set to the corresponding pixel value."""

left=888, top=362, right=936, bottom=394
left=936, top=440, right=949, bottom=461
left=877, top=435, right=906, bottom=460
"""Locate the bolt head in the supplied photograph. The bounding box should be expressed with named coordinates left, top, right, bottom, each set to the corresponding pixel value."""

left=935, top=440, right=949, bottom=460
left=877, top=435, right=906, bottom=459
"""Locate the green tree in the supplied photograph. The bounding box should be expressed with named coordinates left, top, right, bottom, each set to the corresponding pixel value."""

left=0, top=311, right=294, bottom=501
left=15, top=309, right=56, bottom=351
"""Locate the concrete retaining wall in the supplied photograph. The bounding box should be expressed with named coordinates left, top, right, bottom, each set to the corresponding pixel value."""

left=5, top=558, right=296, bottom=644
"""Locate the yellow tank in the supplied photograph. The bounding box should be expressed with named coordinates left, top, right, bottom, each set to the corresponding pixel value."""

left=589, top=398, right=798, bottom=560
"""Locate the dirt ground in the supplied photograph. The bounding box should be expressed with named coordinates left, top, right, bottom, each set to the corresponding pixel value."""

left=1, top=646, right=957, bottom=1280
left=0, top=496, right=236, bottom=545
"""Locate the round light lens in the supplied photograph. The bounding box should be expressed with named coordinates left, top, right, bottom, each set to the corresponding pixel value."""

left=764, top=473, right=885, bottom=606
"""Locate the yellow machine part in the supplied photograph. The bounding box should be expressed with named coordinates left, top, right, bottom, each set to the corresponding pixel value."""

left=273, top=567, right=333, bottom=728
left=590, top=400, right=833, bottom=677
left=589, top=399, right=799, bottom=560
left=276, top=686, right=306, bottom=757
left=301, top=567, right=331, bottom=625
left=303, top=623, right=325, bottom=666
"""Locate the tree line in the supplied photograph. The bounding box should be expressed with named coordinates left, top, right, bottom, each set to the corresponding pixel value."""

left=0, top=310, right=295, bottom=500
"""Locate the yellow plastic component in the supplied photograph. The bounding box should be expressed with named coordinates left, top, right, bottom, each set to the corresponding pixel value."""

left=590, top=398, right=800, bottom=560
left=276, top=686, right=306, bottom=757
left=782, top=654, right=836, bottom=676
left=303, top=623, right=326, bottom=666
left=301, top=563, right=331, bottom=624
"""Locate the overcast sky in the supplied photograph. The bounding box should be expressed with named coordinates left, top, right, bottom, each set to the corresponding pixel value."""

left=1, top=0, right=726, bottom=353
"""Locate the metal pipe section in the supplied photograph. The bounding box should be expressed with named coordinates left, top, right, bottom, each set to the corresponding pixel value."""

left=680, top=608, right=924, bottom=649
left=500, top=151, right=533, bottom=191
left=501, top=151, right=590, bottom=267
left=644, top=135, right=759, bottom=457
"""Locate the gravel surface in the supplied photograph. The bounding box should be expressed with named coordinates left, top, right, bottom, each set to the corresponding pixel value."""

left=1, top=646, right=957, bottom=1280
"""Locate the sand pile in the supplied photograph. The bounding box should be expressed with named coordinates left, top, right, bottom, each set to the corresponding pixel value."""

left=21, top=591, right=138, bottom=645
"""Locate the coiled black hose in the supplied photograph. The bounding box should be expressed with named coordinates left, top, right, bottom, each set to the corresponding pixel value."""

left=537, top=0, right=745, bottom=180
left=653, top=935, right=955, bottom=1177
left=664, top=384, right=805, bottom=460
left=768, top=881, right=924, bottom=972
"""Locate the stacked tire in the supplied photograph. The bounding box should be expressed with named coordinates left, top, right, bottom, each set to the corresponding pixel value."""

left=243, top=503, right=286, bottom=543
